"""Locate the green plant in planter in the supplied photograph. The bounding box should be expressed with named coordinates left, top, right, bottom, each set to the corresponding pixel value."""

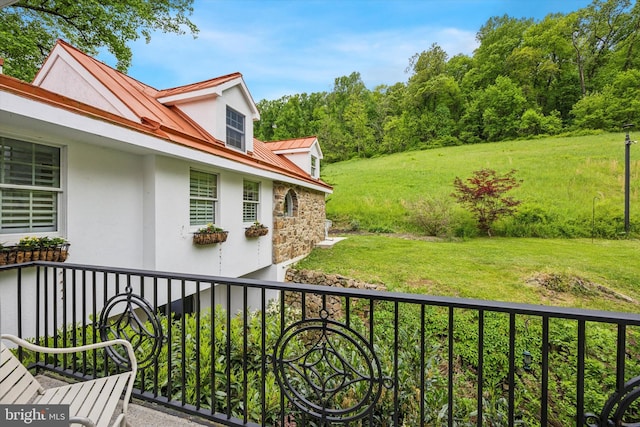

left=245, top=221, right=268, bottom=238
left=196, top=223, right=224, bottom=234
left=193, top=223, right=228, bottom=245
left=41, top=237, right=68, bottom=247
left=18, top=236, right=40, bottom=249
left=15, top=236, right=40, bottom=263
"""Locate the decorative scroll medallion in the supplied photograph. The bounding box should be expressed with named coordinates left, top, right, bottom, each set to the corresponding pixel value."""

left=98, top=287, right=164, bottom=369
left=584, top=375, right=640, bottom=426
left=273, top=310, right=391, bottom=423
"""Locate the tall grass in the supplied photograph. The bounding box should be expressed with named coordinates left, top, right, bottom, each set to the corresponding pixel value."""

left=322, top=133, right=640, bottom=237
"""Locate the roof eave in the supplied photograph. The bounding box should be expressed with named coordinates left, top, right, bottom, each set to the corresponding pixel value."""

left=0, top=75, right=330, bottom=192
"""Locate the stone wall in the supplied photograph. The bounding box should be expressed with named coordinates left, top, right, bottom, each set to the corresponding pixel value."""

left=284, top=269, right=386, bottom=319
left=272, top=182, right=327, bottom=263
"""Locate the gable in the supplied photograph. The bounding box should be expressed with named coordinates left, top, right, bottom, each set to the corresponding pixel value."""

left=171, top=83, right=258, bottom=151
left=9, top=40, right=331, bottom=192
left=33, top=43, right=139, bottom=122
left=264, top=136, right=323, bottom=179
left=309, top=140, right=323, bottom=160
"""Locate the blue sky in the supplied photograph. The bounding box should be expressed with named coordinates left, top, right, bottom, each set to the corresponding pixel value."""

left=113, top=0, right=595, bottom=102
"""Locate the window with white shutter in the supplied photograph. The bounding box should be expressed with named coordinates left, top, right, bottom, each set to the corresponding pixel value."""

left=190, top=169, right=218, bottom=226
left=1, top=137, right=61, bottom=234
left=242, top=180, right=259, bottom=222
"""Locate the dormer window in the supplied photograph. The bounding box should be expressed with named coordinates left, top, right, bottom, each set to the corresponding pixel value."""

left=226, top=106, right=245, bottom=151
left=310, top=155, right=318, bottom=178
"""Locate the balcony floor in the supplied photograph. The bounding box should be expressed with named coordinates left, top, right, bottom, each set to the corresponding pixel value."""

left=37, top=375, right=219, bottom=426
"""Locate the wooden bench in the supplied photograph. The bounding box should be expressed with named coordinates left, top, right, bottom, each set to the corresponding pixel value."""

left=0, top=334, right=137, bottom=427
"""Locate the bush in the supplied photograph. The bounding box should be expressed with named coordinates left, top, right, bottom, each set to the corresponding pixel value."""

left=497, top=204, right=561, bottom=237
left=405, top=196, right=456, bottom=237
left=24, top=301, right=640, bottom=425
left=452, top=169, right=522, bottom=236
left=484, top=202, right=632, bottom=239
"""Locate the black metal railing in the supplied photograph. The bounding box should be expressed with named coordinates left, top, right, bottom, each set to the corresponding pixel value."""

left=2, top=261, right=640, bottom=426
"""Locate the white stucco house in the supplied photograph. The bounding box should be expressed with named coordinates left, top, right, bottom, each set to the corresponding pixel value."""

left=0, top=40, right=332, bottom=327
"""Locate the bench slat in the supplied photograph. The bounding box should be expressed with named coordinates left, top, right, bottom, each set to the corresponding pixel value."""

left=1, top=336, right=136, bottom=427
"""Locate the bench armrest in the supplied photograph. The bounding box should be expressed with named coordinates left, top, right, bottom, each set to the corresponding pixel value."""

left=1, top=333, right=137, bottom=373
left=1, top=333, right=138, bottom=414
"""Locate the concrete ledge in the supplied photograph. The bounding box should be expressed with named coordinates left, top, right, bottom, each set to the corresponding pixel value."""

left=315, top=237, right=347, bottom=248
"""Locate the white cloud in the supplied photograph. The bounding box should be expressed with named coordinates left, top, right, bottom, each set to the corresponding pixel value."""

left=118, top=10, right=478, bottom=100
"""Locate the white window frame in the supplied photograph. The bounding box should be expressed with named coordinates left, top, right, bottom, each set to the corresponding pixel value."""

left=284, top=189, right=297, bottom=217
left=310, top=155, right=318, bottom=178
left=243, top=180, right=260, bottom=223
left=226, top=106, right=245, bottom=151
left=1, top=136, right=62, bottom=235
left=190, top=169, right=218, bottom=227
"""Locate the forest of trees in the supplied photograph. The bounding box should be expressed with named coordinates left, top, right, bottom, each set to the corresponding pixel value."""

left=254, top=0, right=640, bottom=163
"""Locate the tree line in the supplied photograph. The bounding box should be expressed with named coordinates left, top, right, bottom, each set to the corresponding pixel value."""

left=254, top=0, right=640, bottom=163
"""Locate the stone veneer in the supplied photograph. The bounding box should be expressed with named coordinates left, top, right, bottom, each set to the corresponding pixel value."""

left=272, top=182, right=327, bottom=263
left=284, top=269, right=386, bottom=320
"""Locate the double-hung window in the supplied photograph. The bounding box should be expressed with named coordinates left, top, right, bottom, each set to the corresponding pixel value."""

left=243, top=180, right=259, bottom=222
left=190, top=169, right=218, bottom=226
left=226, top=106, right=245, bottom=151
left=1, top=137, right=61, bottom=234
left=310, top=155, right=318, bottom=178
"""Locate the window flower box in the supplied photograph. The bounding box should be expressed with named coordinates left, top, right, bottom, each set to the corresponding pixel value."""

left=193, top=224, right=228, bottom=245
left=0, top=237, right=70, bottom=266
left=245, top=222, right=269, bottom=238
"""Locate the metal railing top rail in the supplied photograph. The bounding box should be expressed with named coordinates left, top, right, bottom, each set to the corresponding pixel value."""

left=2, top=260, right=640, bottom=325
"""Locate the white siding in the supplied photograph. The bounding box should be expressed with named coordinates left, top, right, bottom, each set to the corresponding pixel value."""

left=175, top=98, right=219, bottom=140
left=66, top=141, right=145, bottom=267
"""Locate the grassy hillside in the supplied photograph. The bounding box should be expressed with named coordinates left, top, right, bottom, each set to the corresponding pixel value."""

left=322, top=133, right=640, bottom=238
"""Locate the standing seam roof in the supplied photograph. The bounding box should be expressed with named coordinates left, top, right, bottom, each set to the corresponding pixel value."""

left=1, top=45, right=331, bottom=191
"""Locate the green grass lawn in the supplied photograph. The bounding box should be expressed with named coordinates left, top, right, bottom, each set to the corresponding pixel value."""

left=305, top=133, right=640, bottom=312
left=296, top=234, right=640, bottom=312
left=322, top=133, right=640, bottom=236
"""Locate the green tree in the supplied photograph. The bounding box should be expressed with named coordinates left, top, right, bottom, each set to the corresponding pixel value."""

left=452, top=169, right=522, bottom=236
left=254, top=98, right=284, bottom=141
left=381, top=112, right=421, bottom=153
left=0, top=0, right=198, bottom=81
left=468, top=15, right=534, bottom=90
left=249, top=0, right=640, bottom=157
left=406, top=43, right=448, bottom=86
left=570, top=91, right=613, bottom=129
left=509, top=13, right=581, bottom=119
left=404, top=44, right=463, bottom=146
left=605, top=69, right=640, bottom=126
left=569, top=0, right=635, bottom=96
left=463, top=76, right=529, bottom=141
left=571, top=69, right=640, bottom=130
left=445, top=54, right=474, bottom=85
left=519, top=108, right=563, bottom=136
left=611, top=0, right=640, bottom=71
left=520, top=14, right=582, bottom=121
left=348, top=94, right=379, bottom=157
